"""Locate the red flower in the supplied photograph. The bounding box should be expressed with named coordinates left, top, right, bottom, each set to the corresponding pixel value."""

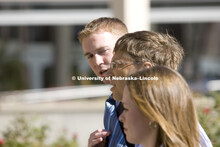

left=72, top=133, right=78, bottom=140
left=203, top=108, right=210, bottom=115
left=0, top=139, right=4, bottom=145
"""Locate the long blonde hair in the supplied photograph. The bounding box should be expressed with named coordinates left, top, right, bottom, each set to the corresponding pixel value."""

left=127, top=66, right=200, bottom=147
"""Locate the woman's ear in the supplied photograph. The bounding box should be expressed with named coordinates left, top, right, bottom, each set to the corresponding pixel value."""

left=143, top=62, right=152, bottom=69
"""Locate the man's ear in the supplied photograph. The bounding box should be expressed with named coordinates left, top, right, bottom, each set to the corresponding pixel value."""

left=143, top=62, right=152, bottom=69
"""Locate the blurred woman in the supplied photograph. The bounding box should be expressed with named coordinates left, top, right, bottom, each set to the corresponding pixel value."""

left=119, top=66, right=201, bottom=147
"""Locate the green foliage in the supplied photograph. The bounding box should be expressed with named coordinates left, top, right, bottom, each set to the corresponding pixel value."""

left=50, top=135, right=78, bottom=147
left=0, top=46, right=26, bottom=91
left=197, top=92, right=220, bottom=146
left=0, top=115, right=78, bottom=147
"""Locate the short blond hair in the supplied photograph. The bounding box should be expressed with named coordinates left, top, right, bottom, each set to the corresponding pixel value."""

left=78, top=17, right=128, bottom=43
left=127, top=66, right=200, bottom=147
left=114, top=31, right=184, bottom=70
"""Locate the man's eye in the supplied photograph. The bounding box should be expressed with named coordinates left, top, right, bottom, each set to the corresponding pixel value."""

left=123, top=108, right=128, bottom=112
left=110, top=63, right=115, bottom=69
left=110, top=62, right=119, bottom=69
left=114, top=62, right=123, bottom=68
left=87, top=54, right=93, bottom=59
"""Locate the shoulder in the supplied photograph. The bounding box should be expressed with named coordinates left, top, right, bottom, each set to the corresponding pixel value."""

left=198, top=123, right=213, bottom=147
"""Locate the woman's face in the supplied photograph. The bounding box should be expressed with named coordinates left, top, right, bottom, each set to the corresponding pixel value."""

left=119, top=85, right=158, bottom=146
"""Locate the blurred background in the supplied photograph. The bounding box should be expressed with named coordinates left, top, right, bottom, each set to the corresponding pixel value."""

left=0, top=0, right=220, bottom=146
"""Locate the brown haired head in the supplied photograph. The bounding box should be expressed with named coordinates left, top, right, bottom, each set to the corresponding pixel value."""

left=78, top=17, right=128, bottom=43
left=127, top=66, right=200, bottom=147
left=114, top=31, right=184, bottom=70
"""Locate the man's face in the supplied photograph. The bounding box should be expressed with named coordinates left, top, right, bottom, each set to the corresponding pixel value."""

left=109, top=50, right=139, bottom=101
left=82, top=32, right=118, bottom=84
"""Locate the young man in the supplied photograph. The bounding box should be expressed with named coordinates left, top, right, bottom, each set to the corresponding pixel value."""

left=78, top=17, right=131, bottom=147
left=109, top=30, right=212, bottom=147
left=109, top=30, right=184, bottom=101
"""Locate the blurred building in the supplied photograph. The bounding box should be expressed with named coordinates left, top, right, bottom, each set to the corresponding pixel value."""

left=0, top=0, right=111, bottom=89
left=0, top=0, right=220, bottom=93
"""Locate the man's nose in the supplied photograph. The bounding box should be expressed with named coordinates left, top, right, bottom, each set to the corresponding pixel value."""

left=106, top=67, right=114, bottom=83
left=94, top=54, right=104, bottom=65
left=118, top=111, right=124, bottom=123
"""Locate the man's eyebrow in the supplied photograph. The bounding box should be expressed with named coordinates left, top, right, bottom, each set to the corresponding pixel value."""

left=112, top=59, right=123, bottom=63
left=84, top=46, right=108, bottom=56
left=96, top=46, right=108, bottom=51
left=112, top=56, right=124, bottom=61
left=84, top=52, right=91, bottom=56
left=113, top=59, right=121, bottom=61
